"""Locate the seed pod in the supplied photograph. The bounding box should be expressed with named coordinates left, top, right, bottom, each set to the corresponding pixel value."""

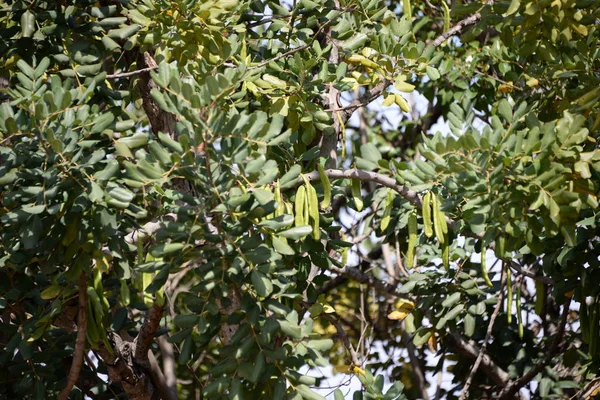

left=306, top=182, right=320, bottom=240
left=480, top=246, right=493, bottom=287
left=516, top=283, right=523, bottom=339
left=381, top=191, right=394, bottom=231
left=422, top=191, right=433, bottom=238
left=406, top=211, right=417, bottom=269
left=535, top=280, right=545, bottom=316
left=442, top=238, right=449, bottom=271
left=351, top=179, right=363, bottom=211
left=317, top=164, right=331, bottom=209
left=432, top=194, right=445, bottom=244
left=294, top=185, right=306, bottom=227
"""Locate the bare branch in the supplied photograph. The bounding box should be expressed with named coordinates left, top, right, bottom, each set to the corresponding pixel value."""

left=401, top=326, right=430, bottom=400
left=305, top=168, right=421, bottom=206
left=509, top=261, right=555, bottom=284
left=134, top=302, right=164, bottom=363
left=571, top=377, right=600, bottom=400
left=106, top=66, right=159, bottom=79
left=323, top=314, right=361, bottom=367
left=331, top=265, right=511, bottom=387
left=459, top=263, right=507, bottom=399
left=58, top=274, right=88, bottom=400
left=248, top=44, right=311, bottom=71
left=447, top=332, right=509, bottom=387
left=430, top=11, right=482, bottom=48
left=499, top=297, right=572, bottom=399
left=336, top=80, right=391, bottom=123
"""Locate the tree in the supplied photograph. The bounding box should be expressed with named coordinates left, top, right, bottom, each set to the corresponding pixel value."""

left=1, top=0, right=600, bottom=398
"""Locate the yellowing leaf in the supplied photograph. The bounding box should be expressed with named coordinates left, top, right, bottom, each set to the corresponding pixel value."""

left=352, top=366, right=366, bottom=376
left=322, top=304, right=336, bottom=314
left=428, top=334, right=438, bottom=352
left=387, top=310, right=411, bottom=320
left=333, top=365, right=352, bottom=374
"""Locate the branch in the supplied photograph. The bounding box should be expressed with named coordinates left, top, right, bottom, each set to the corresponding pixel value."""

left=429, top=11, right=483, bottom=48
left=106, top=66, right=159, bottom=79
left=248, top=44, right=311, bottom=71
left=323, top=314, right=361, bottom=366
left=337, top=80, right=391, bottom=124
left=305, top=168, right=421, bottom=206
left=157, top=336, right=178, bottom=400
left=447, top=332, right=509, bottom=387
left=134, top=302, right=164, bottom=364
left=509, top=261, right=555, bottom=284
left=459, top=264, right=507, bottom=399
left=401, top=327, right=430, bottom=400
left=498, top=297, right=572, bottom=399
left=58, top=274, right=88, bottom=400
left=330, top=265, right=413, bottom=300
left=571, top=378, right=600, bottom=400
left=332, top=265, right=511, bottom=387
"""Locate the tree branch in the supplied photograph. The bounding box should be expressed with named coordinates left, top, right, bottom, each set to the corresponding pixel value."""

left=338, top=80, right=391, bottom=123
left=430, top=11, right=483, bottom=48
left=305, top=167, right=421, bottom=205
left=106, top=66, right=159, bottom=79
left=459, top=263, right=507, bottom=399
left=134, top=302, right=164, bottom=364
left=157, top=336, right=178, bottom=400
left=322, top=314, right=361, bottom=367
left=447, top=332, right=510, bottom=387
left=509, top=261, right=555, bottom=284
left=401, top=326, right=430, bottom=400
left=331, top=265, right=511, bottom=387
left=499, top=297, right=572, bottom=399
left=58, top=273, right=88, bottom=400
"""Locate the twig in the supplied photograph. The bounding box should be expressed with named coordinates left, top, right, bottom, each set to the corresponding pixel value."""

left=323, top=314, right=361, bottom=366
left=498, top=297, right=572, bottom=399
left=459, top=263, right=507, bottom=399
left=429, top=1, right=493, bottom=48
left=509, top=261, right=554, bottom=284
left=248, top=44, right=311, bottom=71
left=336, top=80, right=391, bottom=124
left=58, top=274, right=88, bottom=400
left=106, top=66, right=159, bottom=79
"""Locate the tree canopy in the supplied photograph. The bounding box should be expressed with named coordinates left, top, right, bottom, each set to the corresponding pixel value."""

left=1, top=0, right=600, bottom=399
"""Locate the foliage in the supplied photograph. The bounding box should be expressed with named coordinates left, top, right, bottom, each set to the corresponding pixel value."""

left=1, top=0, right=600, bottom=399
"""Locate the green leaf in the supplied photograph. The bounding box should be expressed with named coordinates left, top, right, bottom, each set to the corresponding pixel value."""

left=426, top=66, right=440, bottom=80
left=149, top=243, right=185, bottom=257
left=277, top=226, right=312, bottom=240
left=272, top=236, right=295, bottom=255
left=251, top=270, right=273, bottom=297
left=117, top=133, right=148, bottom=149
left=498, top=99, right=513, bottom=122
left=296, top=385, right=326, bottom=400
left=413, top=328, right=432, bottom=346
left=505, top=0, right=520, bottom=15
